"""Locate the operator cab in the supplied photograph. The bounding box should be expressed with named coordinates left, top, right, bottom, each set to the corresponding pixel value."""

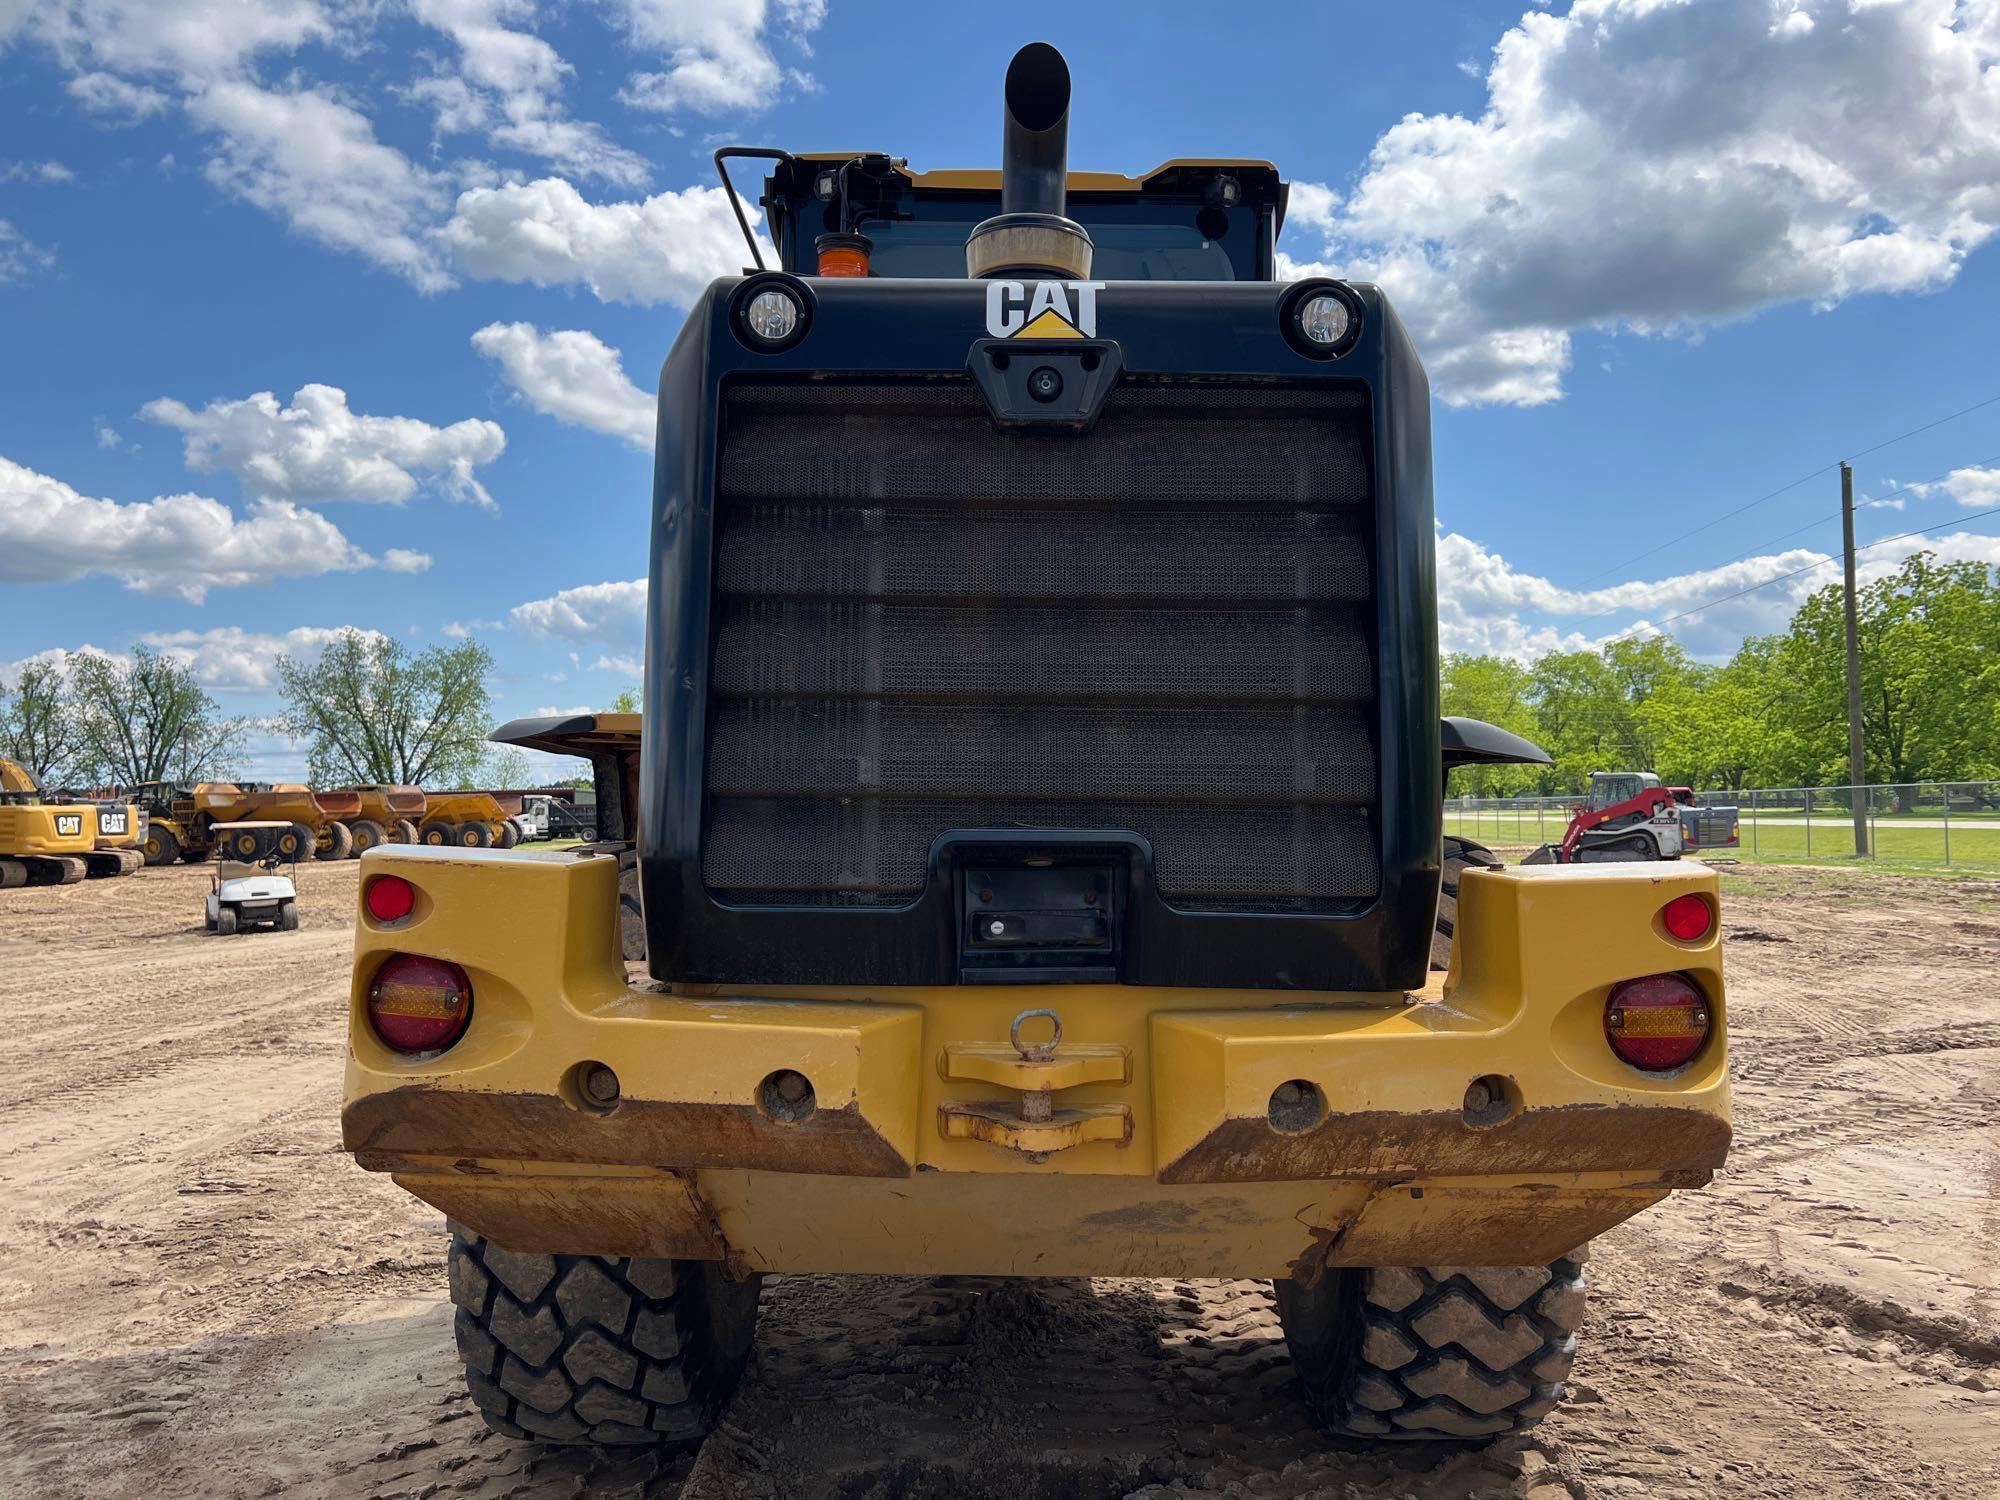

left=722, top=151, right=1287, bottom=281
left=1588, top=771, right=1661, bottom=811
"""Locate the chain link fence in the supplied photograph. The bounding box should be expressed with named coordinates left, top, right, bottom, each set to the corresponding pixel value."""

left=1443, top=781, right=2000, bottom=870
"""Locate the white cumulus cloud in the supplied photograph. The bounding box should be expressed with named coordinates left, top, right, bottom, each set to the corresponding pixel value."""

left=1913, top=466, right=2000, bottom=509
left=407, top=0, right=650, bottom=187
left=140, top=383, right=506, bottom=507
left=1283, top=0, right=2000, bottom=405
left=610, top=0, right=824, bottom=115
left=444, top=176, right=766, bottom=305
left=0, top=453, right=403, bottom=602
left=509, top=577, right=645, bottom=643
left=471, top=321, right=654, bottom=449
left=1437, top=515, right=2000, bottom=662
left=66, top=69, right=171, bottom=120
left=187, top=80, right=454, bottom=292
left=0, top=218, right=54, bottom=281
left=136, top=623, right=389, bottom=689
left=23, top=0, right=338, bottom=88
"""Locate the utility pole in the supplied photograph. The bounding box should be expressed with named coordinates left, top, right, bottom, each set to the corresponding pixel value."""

left=1841, top=462, right=1868, bottom=856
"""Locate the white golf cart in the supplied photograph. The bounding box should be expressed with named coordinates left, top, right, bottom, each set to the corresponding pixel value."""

left=205, top=820, right=301, bottom=935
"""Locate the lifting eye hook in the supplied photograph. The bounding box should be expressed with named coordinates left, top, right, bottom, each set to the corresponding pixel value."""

left=1010, top=1007, right=1062, bottom=1063
left=1010, top=1008, right=1062, bottom=1127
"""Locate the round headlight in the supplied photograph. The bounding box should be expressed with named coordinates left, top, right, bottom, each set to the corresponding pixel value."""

left=1281, top=282, right=1362, bottom=359
left=744, top=287, right=800, bottom=344
left=1297, top=293, right=1350, bottom=346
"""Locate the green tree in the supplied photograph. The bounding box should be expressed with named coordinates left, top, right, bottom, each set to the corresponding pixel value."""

left=1440, top=653, right=1541, bottom=796
left=72, top=648, right=248, bottom=786
left=1635, top=643, right=1780, bottom=790
left=606, top=686, right=640, bottom=713
left=1600, top=635, right=1705, bottom=772
left=1524, top=649, right=1632, bottom=790
left=482, top=746, right=532, bottom=788
left=0, top=659, right=89, bottom=787
left=1771, top=553, right=2000, bottom=805
left=277, top=632, right=493, bottom=788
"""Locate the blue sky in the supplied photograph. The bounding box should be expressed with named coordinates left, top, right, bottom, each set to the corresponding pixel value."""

left=4, top=1, right=2000, bottom=777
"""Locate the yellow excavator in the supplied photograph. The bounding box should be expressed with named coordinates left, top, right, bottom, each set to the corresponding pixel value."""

left=0, top=757, right=145, bottom=887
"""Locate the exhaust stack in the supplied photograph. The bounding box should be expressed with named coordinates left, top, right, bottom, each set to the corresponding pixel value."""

left=965, top=43, right=1094, bottom=280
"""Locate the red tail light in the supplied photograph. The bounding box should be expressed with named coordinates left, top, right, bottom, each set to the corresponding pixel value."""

left=367, top=954, right=472, bottom=1056
left=1604, top=973, right=1711, bottom=1072
left=365, top=874, right=416, bottom=924
left=1660, top=893, right=1713, bottom=941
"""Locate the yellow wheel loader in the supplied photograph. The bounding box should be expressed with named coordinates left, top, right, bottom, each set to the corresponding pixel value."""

left=0, top=758, right=144, bottom=885
left=338, top=785, right=427, bottom=853
left=415, top=791, right=517, bottom=850
left=131, top=781, right=358, bottom=863
left=342, top=46, right=1729, bottom=1452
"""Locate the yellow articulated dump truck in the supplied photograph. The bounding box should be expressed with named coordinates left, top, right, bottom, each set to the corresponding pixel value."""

left=133, top=782, right=359, bottom=863
left=338, top=785, right=427, bottom=852
left=415, top=792, right=519, bottom=850
left=341, top=46, right=1728, bottom=1452
left=1, top=758, right=145, bottom=886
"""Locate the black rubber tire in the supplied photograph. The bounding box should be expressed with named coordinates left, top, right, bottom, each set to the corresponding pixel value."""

left=447, top=1225, right=761, bottom=1447
left=395, top=818, right=421, bottom=844
left=269, top=821, right=311, bottom=861
left=1433, top=835, right=1502, bottom=971
left=1275, top=1251, right=1587, bottom=1440
left=331, top=821, right=357, bottom=860
left=216, top=907, right=239, bottom=936
left=349, top=819, right=387, bottom=854
left=420, top=820, right=453, bottom=846
left=496, top=819, right=520, bottom=850
left=280, top=900, right=300, bottom=932
left=458, top=822, right=492, bottom=849
left=143, top=825, right=180, bottom=866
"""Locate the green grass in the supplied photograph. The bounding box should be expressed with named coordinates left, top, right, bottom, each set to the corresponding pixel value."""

left=1444, top=811, right=2000, bottom=872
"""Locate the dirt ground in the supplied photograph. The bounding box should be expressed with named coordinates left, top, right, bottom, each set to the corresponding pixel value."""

left=1, top=859, right=1996, bottom=1499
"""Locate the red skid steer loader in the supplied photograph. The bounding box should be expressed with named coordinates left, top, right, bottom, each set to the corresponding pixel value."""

left=1524, top=771, right=1695, bottom=864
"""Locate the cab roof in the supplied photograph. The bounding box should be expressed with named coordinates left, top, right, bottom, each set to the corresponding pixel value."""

left=772, top=154, right=1291, bottom=232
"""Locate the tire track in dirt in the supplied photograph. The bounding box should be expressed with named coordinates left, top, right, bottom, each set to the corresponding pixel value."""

left=4, top=860, right=1999, bottom=1498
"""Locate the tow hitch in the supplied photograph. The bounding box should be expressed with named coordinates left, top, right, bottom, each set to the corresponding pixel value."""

left=937, top=1008, right=1132, bottom=1159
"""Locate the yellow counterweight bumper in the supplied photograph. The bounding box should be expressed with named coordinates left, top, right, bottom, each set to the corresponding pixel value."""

left=343, top=848, right=1729, bottom=1278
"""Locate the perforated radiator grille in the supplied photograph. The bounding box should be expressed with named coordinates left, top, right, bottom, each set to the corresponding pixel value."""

left=704, top=380, right=1378, bottom=909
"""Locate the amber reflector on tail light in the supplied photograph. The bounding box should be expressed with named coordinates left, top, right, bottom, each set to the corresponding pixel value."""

left=365, top=874, right=416, bottom=923
left=1660, top=893, right=1713, bottom=941
left=367, top=954, right=471, bottom=1056
left=1604, top=973, right=1711, bottom=1072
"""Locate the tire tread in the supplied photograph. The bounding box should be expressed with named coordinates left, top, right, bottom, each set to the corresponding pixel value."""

left=1277, top=1252, right=1587, bottom=1441
left=446, top=1226, right=758, bottom=1447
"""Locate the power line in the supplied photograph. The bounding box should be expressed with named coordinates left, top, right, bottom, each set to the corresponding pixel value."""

left=1671, top=450, right=2000, bottom=580
left=1575, top=391, right=2000, bottom=586
left=1655, top=502, right=2000, bottom=627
